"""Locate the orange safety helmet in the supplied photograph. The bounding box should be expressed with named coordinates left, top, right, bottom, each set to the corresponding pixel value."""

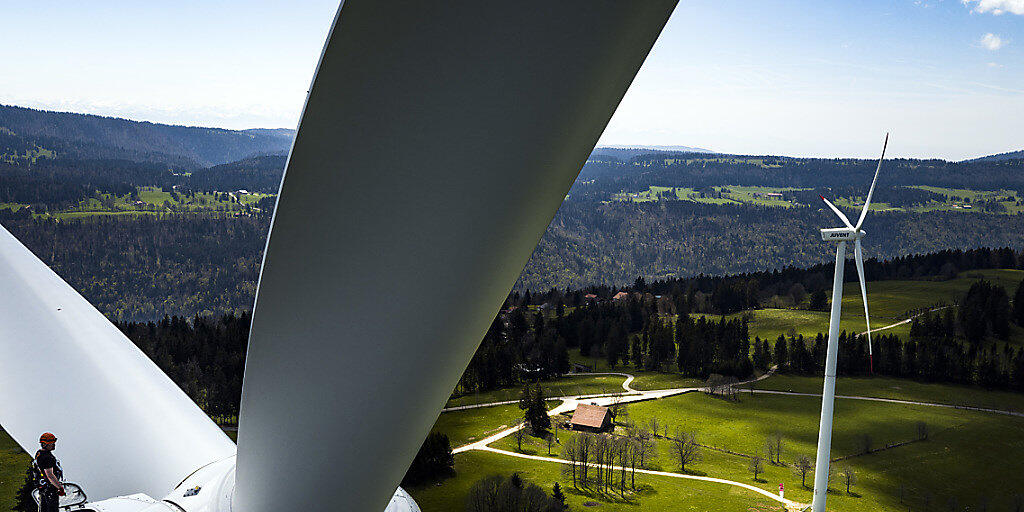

left=40, top=432, right=57, bottom=444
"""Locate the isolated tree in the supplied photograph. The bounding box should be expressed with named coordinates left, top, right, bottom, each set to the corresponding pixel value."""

left=793, top=455, right=813, bottom=488
left=614, top=437, right=630, bottom=496
left=402, top=432, right=454, bottom=486
left=576, top=433, right=594, bottom=483
left=946, top=497, right=959, bottom=512
left=625, top=439, right=643, bottom=490
left=670, top=429, right=702, bottom=472
left=513, top=426, right=527, bottom=452
left=922, top=491, right=935, bottom=512
left=647, top=418, right=660, bottom=439
left=561, top=435, right=580, bottom=488
left=858, top=433, right=873, bottom=455
left=545, top=432, right=555, bottom=456
left=526, top=386, right=551, bottom=434
left=765, top=432, right=783, bottom=465
left=839, top=465, right=856, bottom=494
left=12, top=465, right=36, bottom=512
left=551, top=483, right=569, bottom=512
left=916, top=421, right=930, bottom=441
left=519, top=383, right=533, bottom=410
left=1014, top=279, right=1024, bottom=327
left=809, top=289, right=828, bottom=311
left=748, top=456, right=765, bottom=482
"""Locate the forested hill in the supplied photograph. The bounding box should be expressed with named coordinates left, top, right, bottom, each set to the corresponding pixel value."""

left=967, top=149, right=1024, bottom=163
left=0, top=104, right=294, bottom=167
left=574, top=153, right=1024, bottom=194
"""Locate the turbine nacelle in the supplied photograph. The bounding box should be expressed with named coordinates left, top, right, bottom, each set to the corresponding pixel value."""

left=819, top=227, right=864, bottom=242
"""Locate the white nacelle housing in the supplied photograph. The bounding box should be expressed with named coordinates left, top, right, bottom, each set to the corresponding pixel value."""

left=820, top=228, right=862, bottom=242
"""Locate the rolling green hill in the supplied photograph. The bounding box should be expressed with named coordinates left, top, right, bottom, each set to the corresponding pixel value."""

left=0, top=104, right=294, bottom=167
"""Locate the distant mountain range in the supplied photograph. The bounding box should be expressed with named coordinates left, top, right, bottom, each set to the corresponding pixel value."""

left=0, top=104, right=295, bottom=168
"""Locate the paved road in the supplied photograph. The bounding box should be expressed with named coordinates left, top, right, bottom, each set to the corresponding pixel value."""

left=860, top=305, right=950, bottom=336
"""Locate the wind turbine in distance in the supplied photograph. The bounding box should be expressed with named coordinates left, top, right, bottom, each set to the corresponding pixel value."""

left=810, top=134, right=888, bottom=512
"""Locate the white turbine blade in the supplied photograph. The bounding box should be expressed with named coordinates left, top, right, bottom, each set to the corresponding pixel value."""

left=819, top=194, right=854, bottom=229
left=233, top=2, right=677, bottom=512
left=855, top=239, right=873, bottom=358
left=0, top=223, right=234, bottom=500
left=855, top=133, right=889, bottom=230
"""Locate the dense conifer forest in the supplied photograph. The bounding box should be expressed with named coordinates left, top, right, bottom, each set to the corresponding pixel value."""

left=121, top=247, right=1024, bottom=421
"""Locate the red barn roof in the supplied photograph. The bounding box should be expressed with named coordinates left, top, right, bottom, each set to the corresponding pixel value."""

left=570, top=403, right=611, bottom=429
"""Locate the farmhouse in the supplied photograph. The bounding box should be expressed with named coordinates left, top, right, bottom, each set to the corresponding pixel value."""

left=612, top=291, right=629, bottom=301
left=570, top=403, right=612, bottom=432
left=583, top=293, right=598, bottom=302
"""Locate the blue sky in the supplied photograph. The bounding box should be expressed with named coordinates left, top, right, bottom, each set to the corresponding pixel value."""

left=1, top=1, right=1021, bottom=160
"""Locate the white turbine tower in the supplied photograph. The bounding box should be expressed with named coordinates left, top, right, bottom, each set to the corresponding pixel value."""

left=810, top=134, right=888, bottom=512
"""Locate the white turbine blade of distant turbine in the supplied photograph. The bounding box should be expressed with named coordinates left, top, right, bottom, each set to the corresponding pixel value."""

left=233, top=2, right=678, bottom=512
left=854, top=239, right=873, bottom=374
left=819, top=194, right=854, bottom=229
left=855, top=133, right=889, bottom=230
left=0, top=223, right=235, bottom=500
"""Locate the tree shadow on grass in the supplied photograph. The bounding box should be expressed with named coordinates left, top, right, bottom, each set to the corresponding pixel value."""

left=679, top=468, right=708, bottom=477
left=563, top=483, right=647, bottom=506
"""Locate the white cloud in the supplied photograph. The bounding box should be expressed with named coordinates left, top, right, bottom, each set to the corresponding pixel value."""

left=979, top=32, right=1007, bottom=50
left=987, top=61, right=1004, bottom=67
left=962, top=0, right=1024, bottom=15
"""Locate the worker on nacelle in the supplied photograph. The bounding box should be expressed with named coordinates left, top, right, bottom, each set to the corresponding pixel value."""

left=34, top=432, right=65, bottom=512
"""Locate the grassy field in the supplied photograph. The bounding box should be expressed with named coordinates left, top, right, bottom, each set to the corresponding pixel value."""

left=621, top=390, right=1024, bottom=511
left=469, top=383, right=1024, bottom=512
left=628, top=372, right=703, bottom=391
left=446, top=374, right=629, bottom=408
left=407, top=450, right=787, bottom=512
left=0, top=428, right=30, bottom=509
left=611, top=183, right=1024, bottom=215
left=613, top=185, right=803, bottom=208
left=0, top=186, right=276, bottom=219
left=705, top=269, right=1024, bottom=344
left=754, top=374, right=1024, bottom=413
left=432, top=404, right=530, bottom=448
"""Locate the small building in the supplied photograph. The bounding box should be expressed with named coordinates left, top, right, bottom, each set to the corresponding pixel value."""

left=570, top=403, right=612, bottom=432
left=612, top=291, right=629, bottom=301
left=583, top=293, right=598, bottom=302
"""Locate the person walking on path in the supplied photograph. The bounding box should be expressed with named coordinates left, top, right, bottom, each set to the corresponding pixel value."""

left=34, top=432, right=65, bottom=512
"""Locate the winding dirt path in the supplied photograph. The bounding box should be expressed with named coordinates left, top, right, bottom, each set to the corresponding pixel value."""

left=451, top=370, right=806, bottom=510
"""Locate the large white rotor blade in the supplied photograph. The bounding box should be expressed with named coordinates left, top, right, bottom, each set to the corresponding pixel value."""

left=234, top=2, right=678, bottom=512
left=854, top=239, right=873, bottom=371
left=819, top=195, right=854, bottom=229
left=855, top=133, right=889, bottom=230
left=0, top=223, right=235, bottom=500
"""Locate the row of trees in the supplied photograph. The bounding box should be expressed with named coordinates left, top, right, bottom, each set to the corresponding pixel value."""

left=560, top=430, right=655, bottom=496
